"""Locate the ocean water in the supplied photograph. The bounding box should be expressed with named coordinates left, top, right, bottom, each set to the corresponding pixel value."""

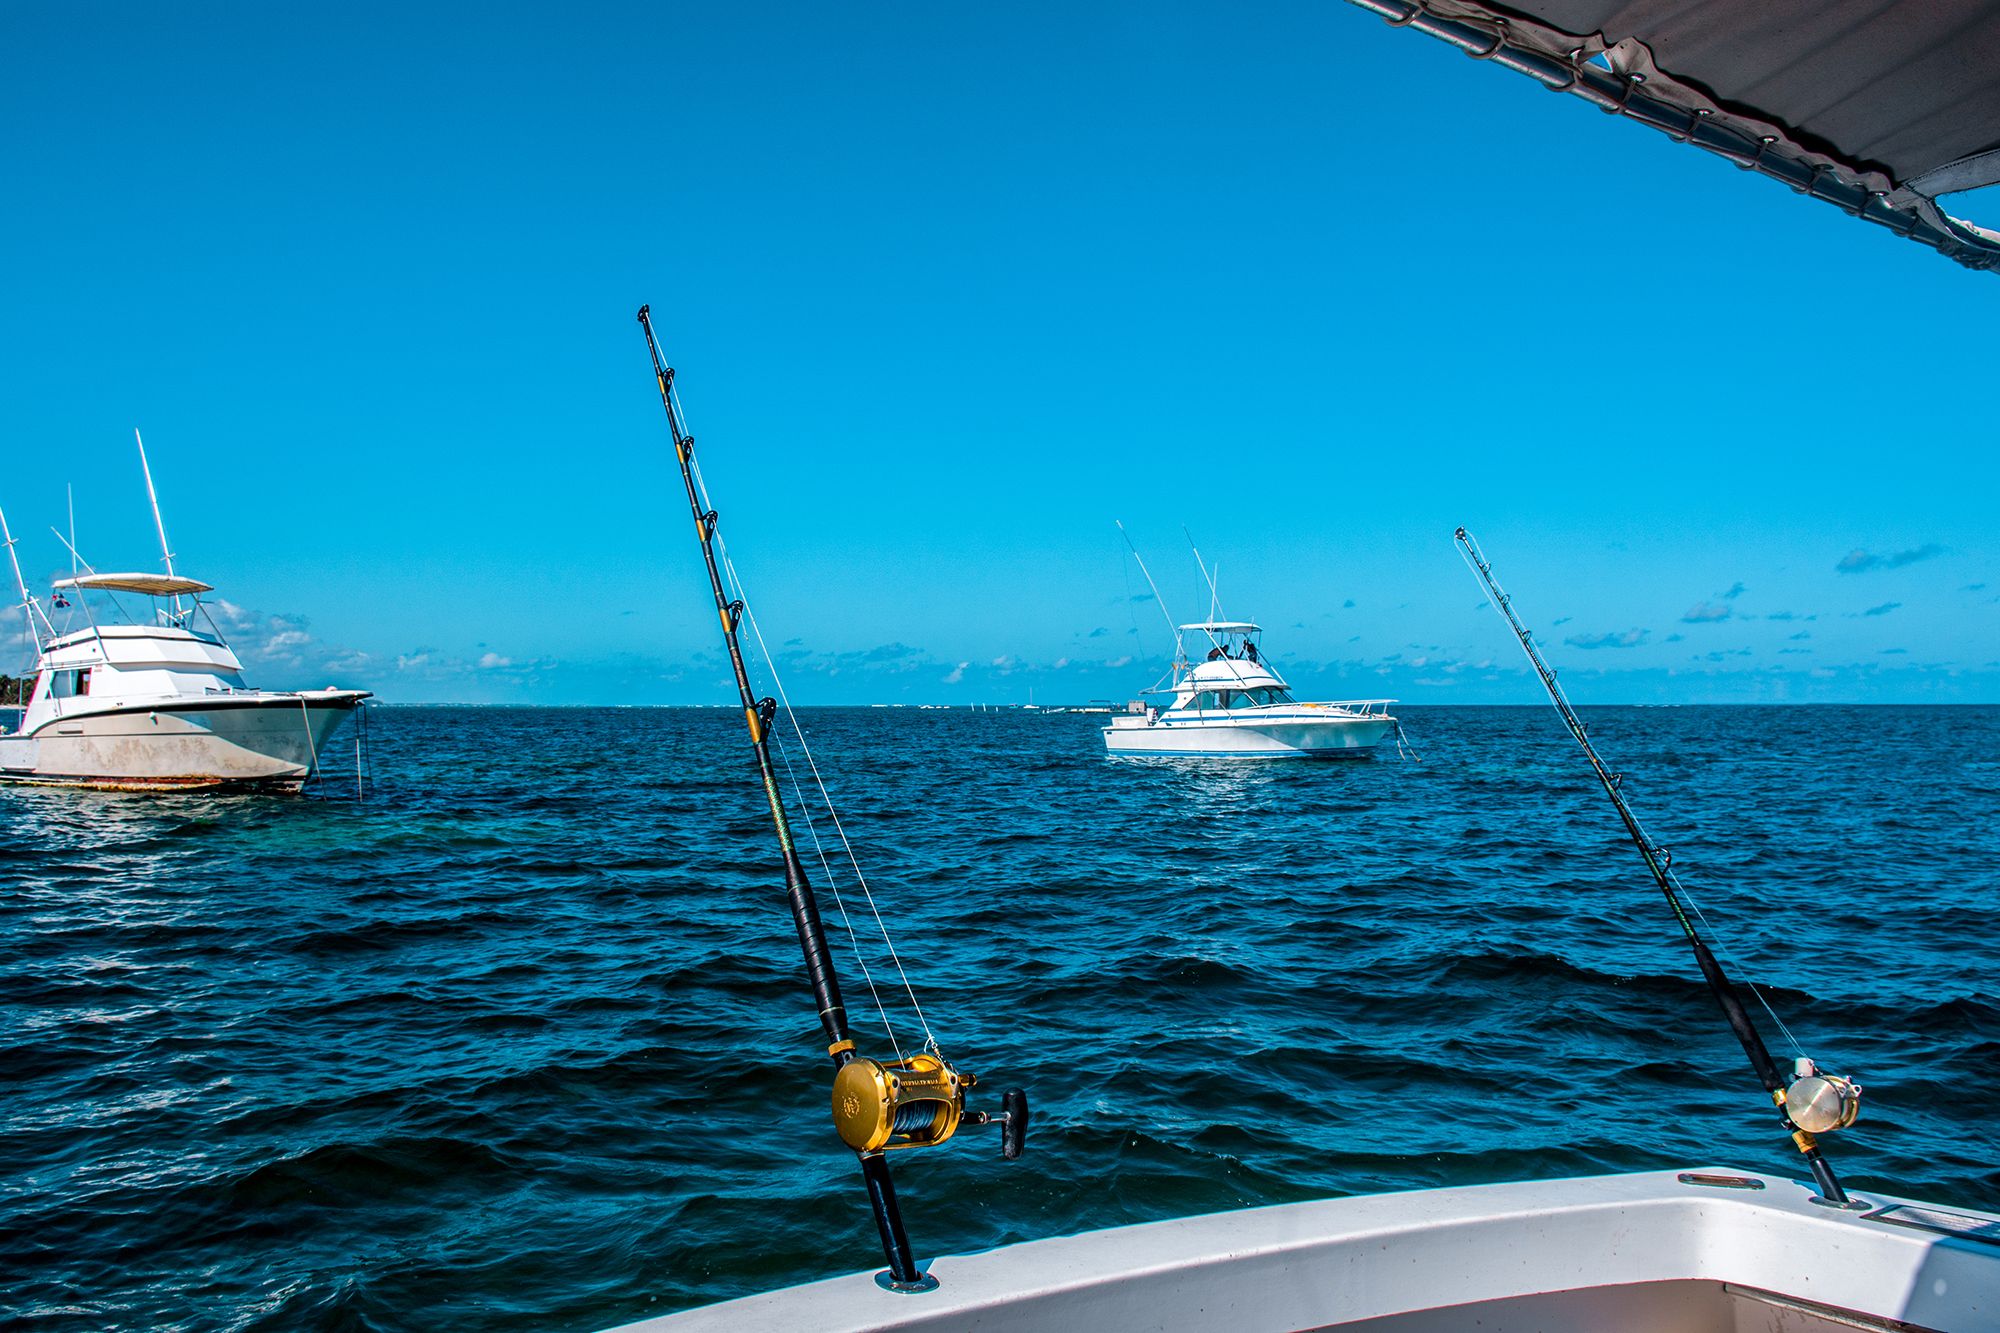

left=3, top=704, right=1997, bottom=1331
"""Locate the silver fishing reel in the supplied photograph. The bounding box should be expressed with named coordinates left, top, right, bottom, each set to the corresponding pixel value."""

left=1785, top=1057, right=1862, bottom=1134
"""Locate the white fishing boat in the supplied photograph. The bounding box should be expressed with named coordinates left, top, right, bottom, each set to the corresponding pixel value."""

left=1102, top=620, right=1396, bottom=758
left=0, top=442, right=368, bottom=792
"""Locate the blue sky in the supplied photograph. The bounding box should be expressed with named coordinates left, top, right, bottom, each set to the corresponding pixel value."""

left=2, top=3, right=1993, bottom=704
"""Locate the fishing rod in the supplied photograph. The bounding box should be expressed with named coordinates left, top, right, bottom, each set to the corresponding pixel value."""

left=1455, top=528, right=1862, bottom=1206
left=637, top=306, right=1027, bottom=1293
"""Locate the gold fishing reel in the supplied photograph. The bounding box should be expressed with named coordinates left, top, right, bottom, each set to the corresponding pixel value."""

left=830, top=1044, right=1028, bottom=1158
left=1784, top=1057, right=1862, bottom=1135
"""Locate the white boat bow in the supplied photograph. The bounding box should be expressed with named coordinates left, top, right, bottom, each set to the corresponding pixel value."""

left=613, top=1167, right=1999, bottom=1332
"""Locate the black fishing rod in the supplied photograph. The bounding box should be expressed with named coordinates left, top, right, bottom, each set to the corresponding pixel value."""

left=1455, top=528, right=1862, bottom=1205
left=638, top=306, right=1026, bottom=1292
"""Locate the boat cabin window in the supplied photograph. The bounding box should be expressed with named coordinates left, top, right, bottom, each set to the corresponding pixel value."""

left=1179, top=686, right=1296, bottom=711
left=52, top=668, right=91, bottom=698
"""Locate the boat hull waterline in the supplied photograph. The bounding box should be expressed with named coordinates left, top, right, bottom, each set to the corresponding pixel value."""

left=1104, top=709, right=1394, bottom=758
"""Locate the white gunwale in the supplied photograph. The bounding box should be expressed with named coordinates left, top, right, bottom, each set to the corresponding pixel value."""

left=612, top=1167, right=2000, bottom=1332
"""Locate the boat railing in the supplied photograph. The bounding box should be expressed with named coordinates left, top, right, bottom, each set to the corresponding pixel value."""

left=1303, top=698, right=1397, bottom=718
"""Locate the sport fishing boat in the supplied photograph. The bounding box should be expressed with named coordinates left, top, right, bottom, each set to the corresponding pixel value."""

left=0, top=442, right=369, bottom=791
left=1102, top=620, right=1396, bottom=758
left=622, top=310, right=2000, bottom=1323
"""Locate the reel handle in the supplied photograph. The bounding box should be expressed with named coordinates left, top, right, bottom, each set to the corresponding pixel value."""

left=1001, top=1087, right=1029, bottom=1159
left=964, top=1087, right=1031, bottom=1159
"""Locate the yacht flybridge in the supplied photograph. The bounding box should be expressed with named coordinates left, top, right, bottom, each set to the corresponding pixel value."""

left=0, top=444, right=368, bottom=791
left=1103, top=621, right=1396, bottom=758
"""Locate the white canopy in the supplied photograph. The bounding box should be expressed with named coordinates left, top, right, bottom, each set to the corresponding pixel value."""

left=52, top=572, right=213, bottom=596
left=1180, top=621, right=1260, bottom=634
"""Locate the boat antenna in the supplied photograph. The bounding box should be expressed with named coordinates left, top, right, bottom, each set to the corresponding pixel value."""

left=135, top=429, right=185, bottom=625
left=637, top=305, right=1027, bottom=1294
left=1455, top=528, right=1862, bottom=1206
left=1116, top=521, right=1188, bottom=668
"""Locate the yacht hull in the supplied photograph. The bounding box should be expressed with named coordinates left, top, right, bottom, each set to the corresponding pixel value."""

left=1104, top=714, right=1394, bottom=757
left=0, top=694, right=364, bottom=791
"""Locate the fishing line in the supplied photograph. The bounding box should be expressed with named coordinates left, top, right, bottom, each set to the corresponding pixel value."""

left=1452, top=538, right=1805, bottom=1053
left=719, top=548, right=939, bottom=1055
left=675, top=389, right=939, bottom=1055
left=660, top=384, right=900, bottom=1057
left=1458, top=529, right=1863, bottom=1209
left=661, top=379, right=907, bottom=1054
left=769, top=722, right=906, bottom=1062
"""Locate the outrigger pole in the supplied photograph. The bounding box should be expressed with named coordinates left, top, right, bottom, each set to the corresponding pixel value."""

left=638, top=306, right=1024, bottom=1292
left=1, top=503, right=51, bottom=657
left=135, top=430, right=186, bottom=625
left=1456, top=528, right=1861, bottom=1206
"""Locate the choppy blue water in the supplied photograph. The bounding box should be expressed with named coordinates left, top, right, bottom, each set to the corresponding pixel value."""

left=3, top=705, right=1997, bottom=1330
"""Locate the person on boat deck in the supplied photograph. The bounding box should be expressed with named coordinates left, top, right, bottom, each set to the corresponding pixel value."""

left=1207, top=644, right=1227, bottom=661
left=1243, top=640, right=1259, bottom=664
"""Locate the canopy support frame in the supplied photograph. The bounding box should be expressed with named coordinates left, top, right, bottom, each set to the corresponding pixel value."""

left=1342, top=0, right=2000, bottom=275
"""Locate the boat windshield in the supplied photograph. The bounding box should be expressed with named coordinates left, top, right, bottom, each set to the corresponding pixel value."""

left=1178, top=686, right=1294, bottom=710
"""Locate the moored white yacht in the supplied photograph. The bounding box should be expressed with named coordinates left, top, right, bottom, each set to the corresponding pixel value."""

left=0, top=445, right=369, bottom=792
left=1103, top=621, right=1395, bottom=758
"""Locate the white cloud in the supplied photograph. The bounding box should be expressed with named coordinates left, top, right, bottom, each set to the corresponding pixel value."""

left=478, top=651, right=512, bottom=670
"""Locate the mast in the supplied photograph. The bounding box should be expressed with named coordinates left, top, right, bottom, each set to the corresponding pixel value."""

left=1456, top=527, right=1860, bottom=1205
left=637, top=306, right=1025, bottom=1291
